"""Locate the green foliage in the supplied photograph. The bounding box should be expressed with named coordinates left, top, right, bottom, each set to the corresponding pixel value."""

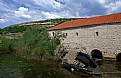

left=0, top=37, right=14, bottom=54
left=1, top=27, right=60, bottom=60
left=0, top=54, right=31, bottom=68
left=23, top=60, right=78, bottom=78
left=0, top=54, right=78, bottom=78
left=28, top=18, right=80, bottom=24
left=1, top=26, right=28, bottom=34
left=1, top=18, right=81, bottom=34
left=12, top=28, right=59, bottom=60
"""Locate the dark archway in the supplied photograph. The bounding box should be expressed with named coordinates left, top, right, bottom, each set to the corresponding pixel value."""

left=116, top=53, right=121, bottom=61
left=91, top=49, right=103, bottom=59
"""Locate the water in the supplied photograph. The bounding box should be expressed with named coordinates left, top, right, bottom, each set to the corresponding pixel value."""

left=93, top=60, right=121, bottom=78
left=0, top=55, right=121, bottom=78
left=116, top=62, right=121, bottom=71
left=72, top=60, right=121, bottom=78
left=99, top=60, right=121, bottom=72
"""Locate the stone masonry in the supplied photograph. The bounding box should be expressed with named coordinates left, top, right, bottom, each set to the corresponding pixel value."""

left=49, top=23, right=121, bottom=60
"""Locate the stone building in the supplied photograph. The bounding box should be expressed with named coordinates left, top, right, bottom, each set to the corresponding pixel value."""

left=48, top=12, right=121, bottom=61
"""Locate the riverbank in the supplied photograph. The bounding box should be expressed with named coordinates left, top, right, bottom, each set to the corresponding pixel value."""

left=0, top=54, right=121, bottom=78
left=0, top=54, right=79, bottom=78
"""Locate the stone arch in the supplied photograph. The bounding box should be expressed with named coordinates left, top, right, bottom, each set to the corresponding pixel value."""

left=116, top=53, right=121, bottom=61
left=91, top=49, right=103, bottom=59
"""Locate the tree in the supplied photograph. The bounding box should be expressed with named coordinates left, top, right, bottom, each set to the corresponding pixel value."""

left=17, top=28, right=60, bottom=60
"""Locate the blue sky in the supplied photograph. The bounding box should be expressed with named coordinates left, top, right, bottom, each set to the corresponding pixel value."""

left=0, top=0, right=121, bottom=28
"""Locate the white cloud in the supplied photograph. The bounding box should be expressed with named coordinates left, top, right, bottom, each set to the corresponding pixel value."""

left=15, top=7, right=31, bottom=18
left=32, top=0, right=63, bottom=9
left=41, top=11, right=61, bottom=19
left=105, top=0, right=121, bottom=13
left=41, top=10, right=74, bottom=19
left=0, top=19, right=8, bottom=23
left=0, top=1, right=12, bottom=12
left=18, top=7, right=29, bottom=12
left=98, top=0, right=107, bottom=4
left=1, top=0, right=121, bottom=28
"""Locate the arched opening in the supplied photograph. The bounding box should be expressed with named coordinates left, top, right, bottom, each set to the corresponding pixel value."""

left=91, top=49, right=103, bottom=59
left=116, top=53, right=121, bottom=61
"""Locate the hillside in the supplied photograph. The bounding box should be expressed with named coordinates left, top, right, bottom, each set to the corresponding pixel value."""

left=1, top=18, right=81, bottom=34
left=0, top=18, right=81, bottom=39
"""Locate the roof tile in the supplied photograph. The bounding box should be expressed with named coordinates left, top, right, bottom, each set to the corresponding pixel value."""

left=48, top=12, right=121, bottom=30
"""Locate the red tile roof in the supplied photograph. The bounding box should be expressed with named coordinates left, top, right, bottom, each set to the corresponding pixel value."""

left=48, top=12, right=121, bottom=30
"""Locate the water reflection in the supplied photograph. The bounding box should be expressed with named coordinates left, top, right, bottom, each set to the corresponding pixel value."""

left=116, top=61, right=121, bottom=71
left=97, top=60, right=121, bottom=72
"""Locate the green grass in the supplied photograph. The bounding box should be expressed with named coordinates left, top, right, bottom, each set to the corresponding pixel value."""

left=0, top=54, right=32, bottom=68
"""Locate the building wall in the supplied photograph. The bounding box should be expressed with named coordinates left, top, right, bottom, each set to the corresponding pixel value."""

left=49, top=23, right=121, bottom=58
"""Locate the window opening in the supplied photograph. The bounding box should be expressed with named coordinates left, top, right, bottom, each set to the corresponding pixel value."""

left=52, top=32, right=54, bottom=36
left=65, top=33, right=67, bottom=36
left=76, top=32, right=78, bottom=36
left=96, top=32, right=99, bottom=36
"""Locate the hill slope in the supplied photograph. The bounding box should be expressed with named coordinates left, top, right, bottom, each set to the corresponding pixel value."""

left=1, top=18, right=81, bottom=34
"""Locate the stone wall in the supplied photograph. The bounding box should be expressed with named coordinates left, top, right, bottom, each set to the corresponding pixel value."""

left=49, top=23, right=121, bottom=59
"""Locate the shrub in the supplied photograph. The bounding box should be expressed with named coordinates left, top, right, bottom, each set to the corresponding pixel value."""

left=13, top=28, right=60, bottom=60
left=0, top=37, right=14, bottom=54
